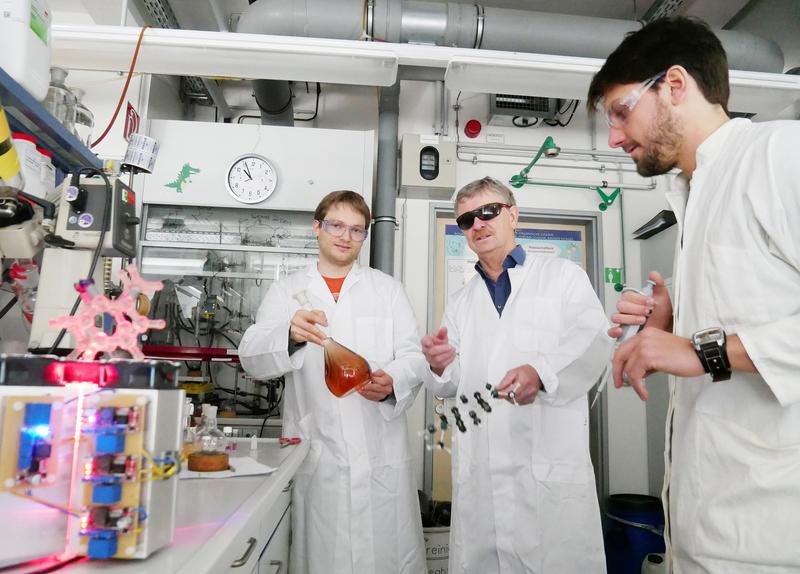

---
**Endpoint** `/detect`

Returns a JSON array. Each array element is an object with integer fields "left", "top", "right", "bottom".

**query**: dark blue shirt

[{"left": 475, "top": 245, "right": 526, "bottom": 317}]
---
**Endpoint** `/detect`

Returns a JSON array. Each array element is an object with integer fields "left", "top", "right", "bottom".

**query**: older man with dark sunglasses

[{"left": 421, "top": 176, "right": 614, "bottom": 573}]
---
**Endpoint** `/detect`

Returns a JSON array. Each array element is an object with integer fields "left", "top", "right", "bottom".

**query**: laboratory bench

[{"left": 10, "top": 438, "right": 308, "bottom": 574}]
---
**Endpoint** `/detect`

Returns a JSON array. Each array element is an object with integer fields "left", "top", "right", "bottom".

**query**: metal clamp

[
  {"left": 269, "top": 560, "right": 284, "bottom": 574},
  {"left": 282, "top": 479, "right": 294, "bottom": 493},
  {"left": 372, "top": 215, "right": 399, "bottom": 229},
  {"left": 474, "top": 4, "right": 485, "bottom": 49},
  {"left": 230, "top": 537, "right": 258, "bottom": 568}
]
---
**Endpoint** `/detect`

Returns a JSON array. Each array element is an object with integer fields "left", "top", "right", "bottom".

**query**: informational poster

[{"left": 443, "top": 224, "right": 586, "bottom": 299}]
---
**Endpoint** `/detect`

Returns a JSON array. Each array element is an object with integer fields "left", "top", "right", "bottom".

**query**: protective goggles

[
  {"left": 603, "top": 71, "right": 665, "bottom": 128},
  {"left": 455, "top": 202, "right": 512, "bottom": 230},
  {"left": 318, "top": 219, "right": 369, "bottom": 242}
]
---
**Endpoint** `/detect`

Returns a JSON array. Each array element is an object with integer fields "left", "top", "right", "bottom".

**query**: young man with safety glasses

[
  {"left": 589, "top": 17, "right": 800, "bottom": 573},
  {"left": 421, "top": 176, "right": 613, "bottom": 573},
  {"left": 239, "top": 190, "right": 427, "bottom": 574}
]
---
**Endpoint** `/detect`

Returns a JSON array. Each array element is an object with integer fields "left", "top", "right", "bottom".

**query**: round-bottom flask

[{"left": 322, "top": 338, "right": 372, "bottom": 398}]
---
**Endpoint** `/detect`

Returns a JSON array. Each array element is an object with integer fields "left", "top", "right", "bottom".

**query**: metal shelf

[
  {"left": 140, "top": 239, "right": 319, "bottom": 254},
  {"left": 0, "top": 67, "right": 101, "bottom": 173},
  {"left": 139, "top": 268, "right": 283, "bottom": 281}
]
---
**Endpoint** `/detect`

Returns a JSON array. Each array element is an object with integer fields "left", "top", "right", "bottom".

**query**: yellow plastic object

[
  {"left": 0, "top": 107, "right": 22, "bottom": 183},
  {"left": 180, "top": 381, "right": 214, "bottom": 396}
]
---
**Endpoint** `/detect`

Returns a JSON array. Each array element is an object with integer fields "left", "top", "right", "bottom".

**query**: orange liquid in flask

[{"left": 323, "top": 338, "right": 371, "bottom": 397}]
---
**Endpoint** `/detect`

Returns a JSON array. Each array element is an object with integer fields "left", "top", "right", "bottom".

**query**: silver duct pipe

[
  {"left": 371, "top": 83, "right": 400, "bottom": 274},
  {"left": 237, "top": 0, "right": 784, "bottom": 73}
]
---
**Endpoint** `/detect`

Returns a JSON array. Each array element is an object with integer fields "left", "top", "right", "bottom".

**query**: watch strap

[{"left": 695, "top": 340, "right": 731, "bottom": 382}]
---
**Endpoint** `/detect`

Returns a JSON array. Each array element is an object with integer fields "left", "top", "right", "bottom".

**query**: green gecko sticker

[{"left": 165, "top": 164, "right": 200, "bottom": 193}]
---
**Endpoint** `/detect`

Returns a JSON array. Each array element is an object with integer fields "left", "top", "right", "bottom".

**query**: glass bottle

[
  {"left": 43, "top": 67, "right": 76, "bottom": 133},
  {"left": 181, "top": 397, "right": 196, "bottom": 456},
  {"left": 188, "top": 405, "right": 229, "bottom": 471},
  {"left": 293, "top": 290, "right": 372, "bottom": 398},
  {"left": 71, "top": 88, "right": 94, "bottom": 147}
]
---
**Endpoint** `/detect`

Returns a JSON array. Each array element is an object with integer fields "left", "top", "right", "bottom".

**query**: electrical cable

[
  {"left": 9, "top": 488, "right": 82, "bottom": 516},
  {"left": 0, "top": 295, "right": 18, "bottom": 320},
  {"left": 295, "top": 83, "right": 321, "bottom": 122},
  {"left": 91, "top": 25, "right": 150, "bottom": 148},
  {"left": 238, "top": 83, "right": 322, "bottom": 124},
  {"left": 16, "top": 555, "right": 86, "bottom": 574},
  {"left": 47, "top": 169, "right": 113, "bottom": 354},
  {"left": 511, "top": 116, "right": 539, "bottom": 128},
  {"left": 454, "top": 91, "right": 462, "bottom": 143},
  {"left": 212, "top": 329, "right": 240, "bottom": 348},
  {"left": 258, "top": 379, "right": 284, "bottom": 437},
  {"left": 543, "top": 99, "right": 579, "bottom": 127}
]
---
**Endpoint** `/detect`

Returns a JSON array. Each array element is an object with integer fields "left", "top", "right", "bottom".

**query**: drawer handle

[
  {"left": 230, "top": 537, "right": 258, "bottom": 568},
  {"left": 282, "top": 479, "right": 294, "bottom": 493},
  {"left": 270, "top": 559, "right": 283, "bottom": 574}
]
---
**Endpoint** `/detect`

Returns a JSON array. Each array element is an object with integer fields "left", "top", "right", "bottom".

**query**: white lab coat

[
  {"left": 425, "top": 254, "right": 613, "bottom": 574},
  {"left": 663, "top": 118, "right": 800, "bottom": 573},
  {"left": 238, "top": 263, "right": 427, "bottom": 574}
]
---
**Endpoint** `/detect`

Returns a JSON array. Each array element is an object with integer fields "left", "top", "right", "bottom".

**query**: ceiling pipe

[{"left": 236, "top": 0, "right": 784, "bottom": 73}]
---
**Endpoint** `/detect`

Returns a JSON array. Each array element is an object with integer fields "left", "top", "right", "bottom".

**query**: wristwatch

[{"left": 691, "top": 327, "right": 732, "bottom": 382}]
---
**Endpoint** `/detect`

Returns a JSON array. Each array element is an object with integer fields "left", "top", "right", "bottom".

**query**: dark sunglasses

[{"left": 455, "top": 202, "right": 512, "bottom": 230}]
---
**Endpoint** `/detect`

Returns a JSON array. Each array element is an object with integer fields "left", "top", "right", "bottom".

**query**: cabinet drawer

[
  {"left": 217, "top": 480, "right": 292, "bottom": 573},
  {"left": 258, "top": 505, "right": 291, "bottom": 574}
]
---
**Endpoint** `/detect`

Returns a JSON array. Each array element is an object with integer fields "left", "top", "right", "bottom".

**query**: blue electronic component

[
  {"left": 17, "top": 432, "right": 34, "bottom": 470},
  {"left": 24, "top": 403, "right": 51, "bottom": 426},
  {"left": 95, "top": 433, "right": 125, "bottom": 454},
  {"left": 92, "top": 482, "right": 122, "bottom": 504},
  {"left": 97, "top": 408, "right": 115, "bottom": 426},
  {"left": 87, "top": 533, "right": 118, "bottom": 559},
  {"left": 32, "top": 442, "right": 52, "bottom": 459},
  {"left": 18, "top": 404, "right": 54, "bottom": 474}
]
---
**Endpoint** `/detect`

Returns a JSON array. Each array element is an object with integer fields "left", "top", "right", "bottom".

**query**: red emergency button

[{"left": 464, "top": 119, "right": 482, "bottom": 138}]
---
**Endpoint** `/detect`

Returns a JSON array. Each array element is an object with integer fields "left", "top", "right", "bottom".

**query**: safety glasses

[
  {"left": 318, "top": 219, "right": 369, "bottom": 242},
  {"left": 455, "top": 202, "right": 511, "bottom": 230},
  {"left": 603, "top": 71, "right": 665, "bottom": 128}
]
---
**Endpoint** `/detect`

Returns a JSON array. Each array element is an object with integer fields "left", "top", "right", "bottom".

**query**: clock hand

[{"left": 243, "top": 164, "right": 252, "bottom": 180}]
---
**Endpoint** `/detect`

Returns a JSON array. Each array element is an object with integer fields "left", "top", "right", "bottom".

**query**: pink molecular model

[{"left": 49, "top": 265, "right": 166, "bottom": 360}]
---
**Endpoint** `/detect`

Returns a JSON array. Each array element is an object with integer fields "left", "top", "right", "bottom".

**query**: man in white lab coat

[
  {"left": 588, "top": 17, "right": 800, "bottom": 573},
  {"left": 421, "top": 176, "right": 613, "bottom": 573},
  {"left": 238, "top": 190, "right": 427, "bottom": 574}
]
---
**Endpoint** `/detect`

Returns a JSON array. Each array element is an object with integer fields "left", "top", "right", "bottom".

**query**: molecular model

[{"left": 49, "top": 265, "right": 165, "bottom": 360}]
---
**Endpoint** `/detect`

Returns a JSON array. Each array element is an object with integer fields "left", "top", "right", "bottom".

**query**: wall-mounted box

[{"left": 401, "top": 134, "right": 456, "bottom": 199}]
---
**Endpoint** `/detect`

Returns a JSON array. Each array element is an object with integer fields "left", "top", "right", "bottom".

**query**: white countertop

[{"left": 9, "top": 438, "right": 308, "bottom": 574}]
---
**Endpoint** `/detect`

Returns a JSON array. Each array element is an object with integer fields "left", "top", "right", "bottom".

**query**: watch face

[
  {"left": 693, "top": 327, "right": 725, "bottom": 347},
  {"left": 226, "top": 154, "right": 278, "bottom": 204}
]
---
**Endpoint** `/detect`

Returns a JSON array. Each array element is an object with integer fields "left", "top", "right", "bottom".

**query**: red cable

[{"left": 90, "top": 25, "right": 150, "bottom": 149}]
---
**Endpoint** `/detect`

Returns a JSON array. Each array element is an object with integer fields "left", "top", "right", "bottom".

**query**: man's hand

[
  {"left": 289, "top": 309, "right": 328, "bottom": 346},
  {"left": 358, "top": 369, "right": 394, "bottom": 402},
  {"left": 612, "top": 327, "right": 705, "bottom": 401},
  {"left": 421, "top": 327, "right": 456, "bottom": 376},
  {"left": 495, "top": 364, "right": 542, "bottom": 406},
  {"left": 608, "top": 271, "right": 673, "bottom": 339}
]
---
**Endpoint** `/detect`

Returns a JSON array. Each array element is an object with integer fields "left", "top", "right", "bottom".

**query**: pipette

[{"left": 590, "top": 279, "right": 656, "bottom": 408}]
